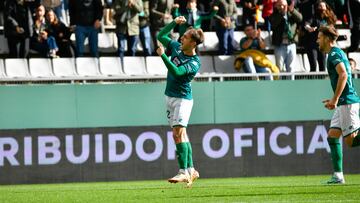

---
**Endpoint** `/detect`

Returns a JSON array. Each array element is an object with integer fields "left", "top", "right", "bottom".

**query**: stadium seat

[
  {"left": 99, "top": 57, "right": 124, "bottom": 76},
  {"left": 4, "top": 58, "right": 29, "bottom": 78},
  {"left": 98, "top": 33, "right": 117, "bottom": 53},
  {"left": 0, "top": 59, "right": 4, "bottom": 77},
  {"left": 52, "top": 58, "right": 76, "bottom": 77},
  {"left": 0, "top": 35, "right": 9, "bottom": 54},
  {"left": 201, "top": 32, "right": 218, "bottom": 52},
  {"left": 261, "top": 31, "right": 274, "bottom": 50},
  {"left": 214, "top": 55, "right": 237, "bottom": 73},
  {"left": 199, "top": 56, "right": 215, "bottom": 74},
  {"left": 29, "top": 58, "right": 53, "bottom": 77},
  {"left": 76, "top": 57, "right": 100, "bottom": 76},
  {"left": 337, "top": 29, "right": 351, "bottom": 49},
  {"left": 145, "top": 56, "right": 167, "bottom": 76},
  {"left": 266, "top": 54, "right": 276, "bottom": 65},
  {"left": 122, "top": 56, "right": 147, "bottom": 75},
  {"left": 348, "top": 52, "right": 360, "bottom": 70},
  {"left": 292, "top": 54, "right": 306, "bottom": 72},
  {"left": 233, "top": 31, "right": 245, "bottom": 50}
]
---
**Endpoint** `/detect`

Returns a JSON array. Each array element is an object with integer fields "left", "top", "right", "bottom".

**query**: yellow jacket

[{"left": 234, "top": 49, "right": 280, "bottom": 74}]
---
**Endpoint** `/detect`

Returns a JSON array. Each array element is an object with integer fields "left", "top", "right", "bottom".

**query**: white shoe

[
  {"left": 327, "top": 175, "right": 345, "bottom": 184},
  {"left": 186, "top": 170, "right": 200, "bottom": 188},
  {"left": 168, "top": 172, "right": 190, "bottom": 184}
]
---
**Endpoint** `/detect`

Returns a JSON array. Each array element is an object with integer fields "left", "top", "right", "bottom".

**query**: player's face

[
  {"left": 317, "top": 32, "right": 327, "bottom": 52},
  {"left": 180, "top": 31, "right": 195, "bottom": 51}
]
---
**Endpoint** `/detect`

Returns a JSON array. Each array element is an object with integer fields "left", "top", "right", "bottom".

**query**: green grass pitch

[{"left": 0, "top": 174, "right": 359, "bottom": 202}]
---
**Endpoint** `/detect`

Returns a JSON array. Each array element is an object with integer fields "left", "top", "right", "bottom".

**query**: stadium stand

[
  {"left": 199, "top": 32, "right": 219, "bottom": 52},
  {"left": 122, "top": 56, "right": 147, "bottom": 76},
  {"left": 198, "top": 56, "right": 215, "bottom": 74},
  {"left": 214, "top": 55, "right": 237, "bottom": 73},
  {"left": 29, "top": 58, "right": 53, "bottom": 78},
  {"left": 0, "top": 59, "right": 5, "bottom": 78},
  {"left": 76, "top": 57, "right": 100, "bottom": 77},
  {"left": 0, "top": 58, "right": 4, "bottom": 77},
  {"left": 0, "top": 34, "right": 8, "bottom": 55},
  {"left": 99, "top": 57, "right": 124, "bottom": 76},
  {"left": 4, "top": 58, "right": 29, "bottom": 78},
  {"left": 98, "top": 33, "right": 117, "bottom": 53},
  {"left": 52, "top": 58, "right": 76, "bottom": 77},
  {"left": 145, "top": 56, "right": 167, "bottom": 76}
]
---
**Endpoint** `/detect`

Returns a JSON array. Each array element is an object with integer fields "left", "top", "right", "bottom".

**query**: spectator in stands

[
  {"left": 347, "top": 0, "right": 360, "bottom": 53},
  {"left": 150, "top": 0, "right": 176, "bottom": 48},
  {"left": 30, "top": 4, "right": 59, "bottom": 58},
  {"left": 302, "top": 0, "right": 336, "bottom": 72},
  {"left": 172, "top": 0, "right": 218, "bottom": 38},
  {"left": 113, "top": 0, "right": 142, "bottom": 58},
  {"left": 46, "top": 9, "right": 74, "bottom": 57},
  {"left": 196, "top": 0, "right": 213, "bottom": 31},
  {"left": 139, "top": 0, "right": 153, "bottom": 56},
  {"left": 324, "top": 0, "right": 344, "bottom": 21},
  {"left": 41, "top": 0, "right": 62, "bottom": 19},
  {"left": 238, "top": 24, "right": 274, "bottom": 79},
  {"left": 69, "top": 0, "right": 103, "bottom": 57},
  {"left": 349, "top": 58, "right": 357, "bottom": 72},
  {"left": 211, "top": 0, "right": 238, "bottom": 55},
  {"left": 4, "top": 0, "right": 34, "bottom": 58},
  {"left": 241, "top": 0, "right": 256, "bottom": 26},
  {"left": 260, "top": 0, "right": 274, "bottom": 33},
  {"left": 270, "top": 0, "right": 302, "bottom": 72},
  {"left": 297, "top": 0, "right": 316, "bottom": 47}
]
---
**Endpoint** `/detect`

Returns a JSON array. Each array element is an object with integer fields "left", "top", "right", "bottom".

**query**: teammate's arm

[{"left": 324, "top": 62, "right": 348, "bottom": 109}]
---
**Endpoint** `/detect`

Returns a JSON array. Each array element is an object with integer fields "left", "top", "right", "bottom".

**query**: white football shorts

[
  {"left": 330, "top": 103, "right": 360, "bottom": 137},
  {"left": 165, "top": 96, "right": 193, "bottom": 128}
]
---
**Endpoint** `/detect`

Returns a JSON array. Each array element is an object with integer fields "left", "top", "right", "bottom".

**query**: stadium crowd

[{"left": 1, "top": 0, "right": 360, "bottom": 73}]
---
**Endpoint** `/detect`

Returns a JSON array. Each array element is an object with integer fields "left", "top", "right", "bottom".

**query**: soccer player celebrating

[
  {"left": 156, "top": 16, "right": 204, "bottom": 187},
  {"left": 317, "top": 25, "right": 360, "bottom": 184}
]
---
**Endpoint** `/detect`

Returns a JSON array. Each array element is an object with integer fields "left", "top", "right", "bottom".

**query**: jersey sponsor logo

[{"left": 172, "top": 57, "right": 181, "bottom": 66}]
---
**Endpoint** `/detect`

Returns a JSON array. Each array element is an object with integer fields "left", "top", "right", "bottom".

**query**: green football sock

[
  {"left": 352, "top": 133, "right": 360, "bottom": 147},
  {"left": 187, "top": 142, "right": 194, "bottom": 168},
  {"left": 327, "top": 137, "right": 343, "bottom": 172},
  {"left": 176, "top": 143, "right": 188, "bottom": 169}
]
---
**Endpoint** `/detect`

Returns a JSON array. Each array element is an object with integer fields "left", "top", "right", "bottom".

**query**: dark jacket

[
  {"left": 4, "top": 0, "right": 33, "bottom": 38},
  {"left": 269, "top": 8, "right": 303, "bottom": 46},
  {"left": 69, "top": 0, "right": 103, "bottom": 26}
]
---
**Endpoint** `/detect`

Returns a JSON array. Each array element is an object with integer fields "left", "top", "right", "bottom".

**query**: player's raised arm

[
  {"left": 157, "top": 16, "right": 186, "bottom": 47},
  {"left": 156, "top": 44, "right": 188, "bottom": 77}
]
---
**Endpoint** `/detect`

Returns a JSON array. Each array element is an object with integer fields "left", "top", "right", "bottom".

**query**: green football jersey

[
  {"left": 327, "top": 47, "right": 360, "bottom": 105},
  {"left": 165, "top": 40, "right": 201, "bottom": 100}
]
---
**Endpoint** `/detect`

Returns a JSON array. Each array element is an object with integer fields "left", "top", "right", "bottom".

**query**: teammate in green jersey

[
  {"left": 317, "top": 25, "right": 360, "bottom": 184},
  {"left": 156, "top": 16, "right": 204, "bottom": 187}
]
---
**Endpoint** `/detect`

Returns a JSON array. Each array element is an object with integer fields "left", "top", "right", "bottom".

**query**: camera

[{"left": 337, "top": 35, "right": 347, "bottom": 41}]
